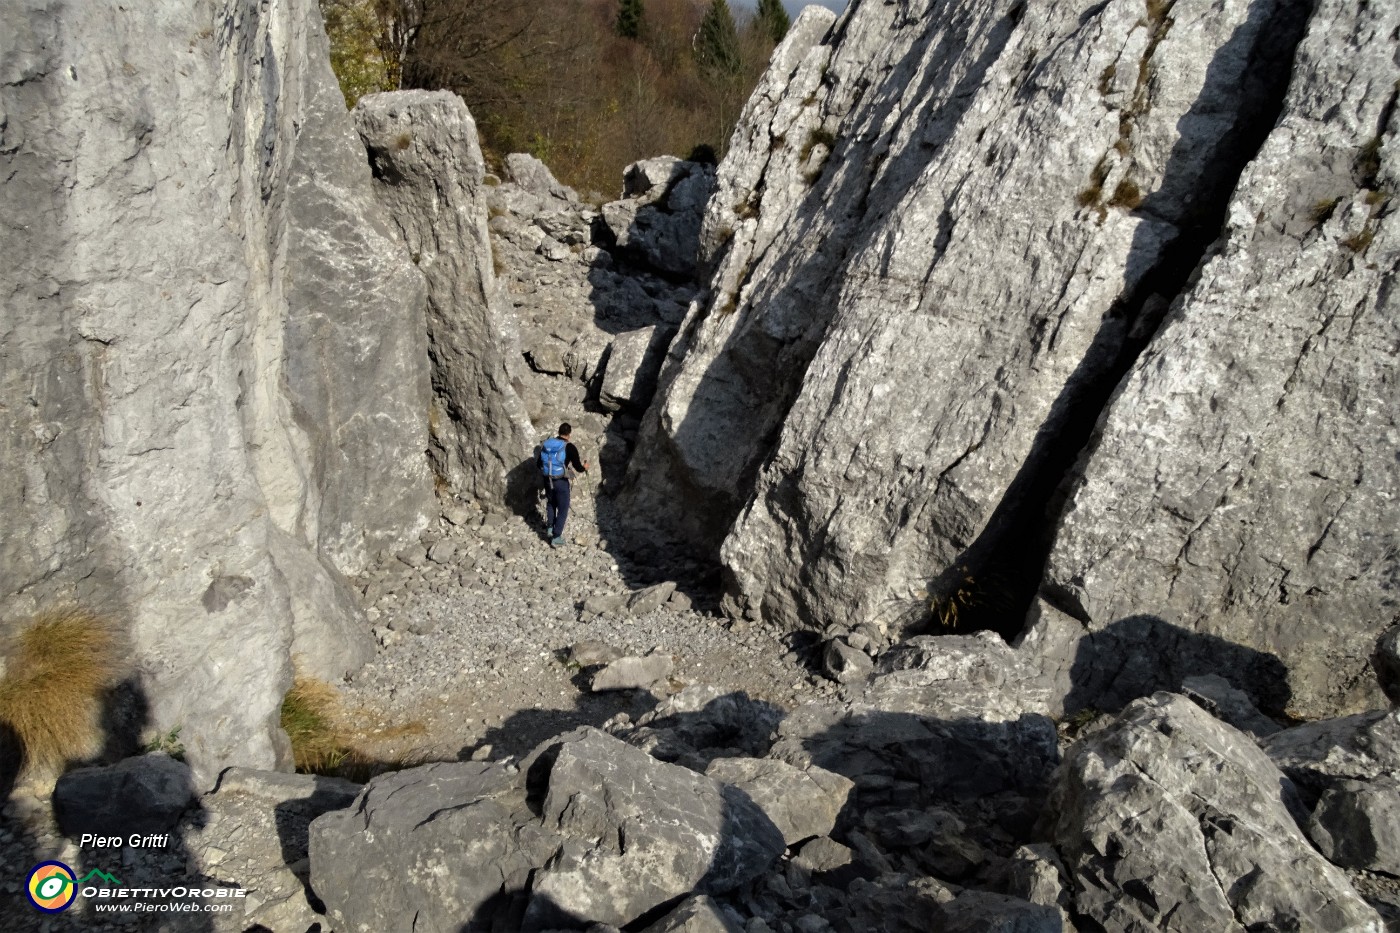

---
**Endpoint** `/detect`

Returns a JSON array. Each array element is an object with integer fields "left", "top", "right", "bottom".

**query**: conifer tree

[
  {"left": 616, "top": 0, "right": 644, "bottom": 39},
  {"left": 696, "top": 0, "right": 741, "bottom": 75},
  {"left": 754, "top": 0, "right": 790, "bottom": 44}
]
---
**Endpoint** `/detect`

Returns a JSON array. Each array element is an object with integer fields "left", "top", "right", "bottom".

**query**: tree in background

[
  {"left": 616, "top": 0, "right": 645, "bottom": 39},
  {"left": 695, "top": 0, "right": 741, "bottom": 76},
  {"left": 319, "top": 0, "right": 394, "bottom": 105},
  {"left": 322, "top": 0, "right": 783, "bottom": 195},
  {"left": 753, "top": 0, "right": 790, "bottom": 44}
]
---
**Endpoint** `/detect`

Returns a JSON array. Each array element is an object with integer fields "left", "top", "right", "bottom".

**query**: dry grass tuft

[
  {"left": 0, "top": 607, "right": 123, "bottom": 775},
  {"left": 1108, "top": 179, "right": 1144, "bottom": 210},
  {"left": 931, "top": 568, "right": 981, "bottom": 630},
  {"left": 281, "top": 674, "right": 429, "bottom": 781}
]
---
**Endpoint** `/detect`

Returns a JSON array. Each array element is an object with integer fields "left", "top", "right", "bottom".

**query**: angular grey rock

[
  {"left": 1261, "top": 709, "right": 1400, "bottom": 802},
  {"left": 792, "top": 836, "right": 853, "bottom": 874},
  {"left": 569, "top": 640, "right": 625, "bottom": 667},
  {"left": 640, "top": 895, "right": 745, "bottom": 933},
  {"left": 270, "top": 526, "right": 374, "bottom": 683},
  {"left": 714, "top": 0, "right": 1320, "bottom": 641},
  {"left": 870, "top": 631, "right": 1060, "bottom": 719},
  {"left": 581, "top": 592, "right": 629, "bottom": 619},
  {"left": 1307, "top": 776, "right": 1400, "bottom": 876},
  {"left": 603, "top": 159, "right": 715, "bottom": 278},
  {"left": 505, "top": 152, "right": 578, "bottom": 202},
  {"left": 822, "top": 639, "right": 874, "bottom": 685},
  {"left": 1045, "top": 0, "right": 1400, "bottom": 719},
  {"left": 621, "top": 0, "right": 1392, "bottom": 727},
  {"left": 1047, "top": 693, "right": 1381, "bottom": 932},
  {"left": 1004, "top": 844, "right": 1073, "bottom": 928},
  {"left": 427, "top": 538, "right": 458, "bottom": 565},
  {"left": 624, "top": 0, "right": 1311, "bottom": 641},
  {"left": 627, "top": 581, "right": 678, "bottom": 616},
  {"left": 704, "top": 758, "right": 854, "bottom": 845},
  {"left": 186, "top": 767, "right": 361, "bottom": 933},
  {"left": 355, "top": 91, "right": 535, "bottom": 506},
  {"left": 591, "top": 651, "right": 674, "bottom": 691},
  {"left": 213, "top": 766, "right": 361, "bottom": 808},
  {"left": 937, "top": 892, "right": 1061, "bottom": 933},
  {"left": 614, "top": 7, "right": 835, "bottom": 553},
  {"left": 525, "top": 729, "right": 785, "bottom": 929},
  {"left": 0, "top": 0, "right": 431, "bottom": 782},
  {"left": 1181, "top": 674, "right": 1281, "bottom": 738},
  {"left": 310, "top": 761, "right": 546, "bottom": 933},
  {"left": 625, "top": 156, "right": 688, "bottom": 199},
  {"left": 53, "top": 754, "right": 195, "bottom": 839},
  {"left": 1375, "top": 625, "right": 1400, "bottom": 705},
  {"left": 600, "top": 326, "right": 678, "bottom": 413}
]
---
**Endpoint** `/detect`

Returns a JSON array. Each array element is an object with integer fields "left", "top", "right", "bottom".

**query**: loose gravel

[{"left": 340, "top": 482, "right": 832, "bottom": 766}]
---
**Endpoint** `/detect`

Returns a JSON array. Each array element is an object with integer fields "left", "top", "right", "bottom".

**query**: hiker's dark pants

[{"left": 545, "top": 477, "right": 571, "bottom": 538}]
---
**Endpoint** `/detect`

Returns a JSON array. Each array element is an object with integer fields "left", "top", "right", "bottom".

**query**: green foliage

[
  {"left": 754, "top": 0, "right": 790, "bottom": 44},
  {"left": 616, "top": 0, "right": 645, "bottom": 39},
  {"left": 394, "top": 0, "right": 777, "bottom": 194},
  {"left": 319, "top": 0, "right": 394, "bottom": 107},
  {"left": 696, "top": 0, "right": 742, "bottom": 76},
  {"left": 144, "top": 727, "right": 185, "bottom": 762}
]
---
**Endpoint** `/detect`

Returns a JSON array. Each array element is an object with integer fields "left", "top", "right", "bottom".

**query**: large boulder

[
  {"left": 53, "top": 754, "right": 196, "bottom": 839},
  {"left": 624, "top": 0, "right": 1313, "bottom": 630},
  {"left": 1260, "top": 709, "right": 1400, "bottom": 803},
  {"left": 0, "top": 0, "right": 433, "bottom": 781},
  {"left": 601, "top": 157, "right": 715, "bottom": 278},
  {"left": 310, "top": 761, "right": 543, "bottom": 932},
  {"left": 1306, "top": 776, "right": 1400, "bottom": 876},
  {"left": 1044, "top": 0, "right": 1400, "bottom": 719},
  {"left": 309, "top": 728, "right": 785, "bottom": 932},
  {"left": 599, "top": 325, "right": 677, "bottom": 413},
  {"left": 525, "top": 729, "right": 784, "bottom": 929},
  {"left": 354, "top": 91, "right": 535, "bottom": 506},
  {"left": 613, "top": 6, "right": 835, "bottom": 554},
  {"left": 619, "top": 0, "right": 1395, "bottom": 725},
  {"left": 1046, "top": 693, "right": 1382, "bottom": 932}
]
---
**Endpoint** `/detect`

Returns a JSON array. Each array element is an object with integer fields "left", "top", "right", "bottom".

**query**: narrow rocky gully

[{"left": 329, "top": 148, "right": 842, "bottom": 769}]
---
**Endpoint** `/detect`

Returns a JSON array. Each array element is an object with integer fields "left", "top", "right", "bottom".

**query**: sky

[
  {"left": 734, "top": 0, "right": 850, "bottom": 16},
  {"left": 785, "top": 0, "right": 848, "bottom": 11}
]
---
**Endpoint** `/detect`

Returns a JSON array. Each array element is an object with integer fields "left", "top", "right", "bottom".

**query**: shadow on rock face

[{"left": 1065, "top": 614, "right": 1292, "bottom": 718}]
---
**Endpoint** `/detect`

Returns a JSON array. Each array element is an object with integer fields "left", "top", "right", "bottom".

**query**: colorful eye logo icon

[{"left": 27, "top": 861, "right": 78, "bottom": 913}]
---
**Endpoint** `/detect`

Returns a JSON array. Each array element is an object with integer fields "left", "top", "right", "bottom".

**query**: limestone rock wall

[
  {"left": 0, "top": 0, "right": 434, "bottom": 782},
  {"left": 1044, "top": 0, "right": 1400, "bottom": 718},
  {"left": 623, "top": 0, "right": 1394, "bottom": 716},
  {"left": 353, "top": 91, "right": 536, "bottom": 507}
]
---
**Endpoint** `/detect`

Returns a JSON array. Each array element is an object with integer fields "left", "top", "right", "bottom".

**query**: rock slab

[{"left": 1047, "top": 693, "right": 1381, "bottom": 932}]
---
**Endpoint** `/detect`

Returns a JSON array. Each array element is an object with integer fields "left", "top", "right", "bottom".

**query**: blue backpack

[{"left": 539, "top": 438, "right": 567, "bottom": 479}]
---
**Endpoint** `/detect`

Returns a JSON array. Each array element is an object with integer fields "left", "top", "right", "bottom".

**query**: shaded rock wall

[
  {"left": 0, "top": 0, "right": 434, "bottom": 781},
  {"left": 622, "top": 0, "right": 1395, "bottom": 716}
]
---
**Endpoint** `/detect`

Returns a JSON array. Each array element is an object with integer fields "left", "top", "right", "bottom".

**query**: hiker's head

[{"left": 558, "top": 422, "right": 572, "bottom": 439}]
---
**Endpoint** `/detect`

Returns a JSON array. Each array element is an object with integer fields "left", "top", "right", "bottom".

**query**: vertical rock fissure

[{"left": 924, "top": 0, "right": 1317, "bottom": 642}]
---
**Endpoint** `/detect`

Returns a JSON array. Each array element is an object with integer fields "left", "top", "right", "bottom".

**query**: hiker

[{"left": 538, "top": 423, "right": 589, "bottom": 547}]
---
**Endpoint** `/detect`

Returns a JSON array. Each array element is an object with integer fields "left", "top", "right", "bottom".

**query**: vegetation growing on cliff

[
  {"left": 320, "top": 0, "right": 784, "bottom": 195},
  {"left": 0, "top": 607, "right": 122, "bottom": 776}
]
